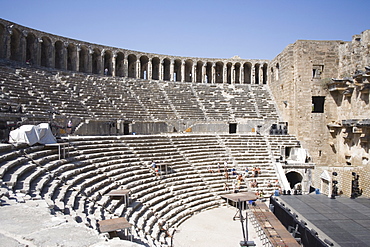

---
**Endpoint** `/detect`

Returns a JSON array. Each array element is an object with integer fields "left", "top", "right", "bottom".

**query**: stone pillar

[
  {"left": 87, "top": 47, "right": 93, "bottom": 73},
  {"left": 170, "top": 60, "right": 174, "bottom": 81},
  {"left": 112, "top": 53, "right": 117, "bottom": 77},
  {"left": 123, "top": 56, "right": 128, "bottom": 77},
  {"left": 180, "top": 60, "right": 185, "bottom": 82},
  {"left": 20, "top": 30, "right": 27, "bottom": 63},
  {"left": 160, "top": 60, "right": 164, "bottom": 81},
  {"left": 240, "top": 66, "right": 244, "bottom": 84},
  {"left": 192, "top": 64, "right": 196, "bottom": 83},
  {"left": 62, "top": 42, "right": 69, "bottom": 70},
  {"left": 148, "top": 60, "right": 152, "bottom": 80},
  {"left": 136, "top": 60, "right": 140, "bottom": 79},
  {"left": 76, "top": 45, "right": 81, "bottom": 72},
  {"left": 223, "top": 65, "right": 227, "bottom": 84},
  {"left": 232, "top": 65, "right": 235, "bottom": 84},
  {"left": 4, "top": 25, "right": 13, "bottom": 60},
  {"left": 212, "top": 63, "right": 216, "bottom": 84},
  {"left": 203, "top": 63, "right": 207, "bottom": 83},
  {"left": 252, "top": 63, "right": 255, "bottom": 84}
]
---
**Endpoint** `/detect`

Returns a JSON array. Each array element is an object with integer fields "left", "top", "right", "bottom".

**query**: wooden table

[
  {"left": 106, "top": 189, "right": 130, "bottom": 205},
  {"left": 45, "top": 142, "right": 69, "bottom": 159},
  {"left": 98, "top": 217, "right": 132, "bottom": 240}
]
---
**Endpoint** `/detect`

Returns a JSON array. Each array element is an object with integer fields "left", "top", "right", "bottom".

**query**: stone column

[
  {"left": 112, "top": 53, "right": 117, "bottom": 77},
  {"left": 87, "top": 47, "right": 93, "bottom": 73},
  {"left": 252, "top": 63, "right": 255, "bottom": 84},
  {"left": 148, "top": 60, "right": 152, "bottom": 80},
  {"left": 96, "top": 50, "right": 103, "bottom": 75},
  {"left": 76, "top": 45, "right": 81, "bottom": 72},
  {"left": 160, "top": 60, "right": 164, "bottom": 81},
  {"left": 232, "top": 65, "right": 235, "bottom": 84},
  {"left": 136, "top": 60, "right": 140, "bottom": 79},
  {"left": 192, "top": 64, "right": 196, "bottom": 83},
  {"left": 223, "top": 65, "right": 227, "bottom": 84},
  {"left": 4, "top": 25, "right": 13, "bottom": 60},
  {"left": 20, "top": 30, "right": 27, "bottom": 63},
  {"left": 212, "top": 63, "right": 216, "bottom": 84},
  {"left": 123, "top": 56, "right": 128, "bottom": 77},
  {"left": 170, "top": 60, "right": 174, "bottom": 81},
  {"left": 181, "top": 60, "right": 185, "bottom": 82},
  {"left": 62, "top": 42, "right": 69, "bottom": 70},
  {"left": 203, "top": 63, "right": 207, "bottom": 83},
  {"left": 240, "top": 66, "right": 244, "bottom": 84}
]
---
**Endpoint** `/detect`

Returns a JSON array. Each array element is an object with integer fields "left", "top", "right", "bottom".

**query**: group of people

[
  {"left": 252, "top": 166, "right": 261, "bottom": 177},
  {"left": 207, "top": 161, "right": 230, "bottom": 174},
  {"left": 150, "top": 160, "right": 161, "bottom": 177}
]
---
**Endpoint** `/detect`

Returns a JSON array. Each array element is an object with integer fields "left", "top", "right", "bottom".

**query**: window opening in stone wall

[
  {"left": 312, "top": 65, "right": 324, "bottom": 79},
  {"left": 312, "top": 96, "right": 325, "bottom": 113},
  {"left": 276, "top": 63, "right": 280, "bottom": 81}
]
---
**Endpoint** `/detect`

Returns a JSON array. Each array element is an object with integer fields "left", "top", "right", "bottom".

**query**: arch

[
  {"left": 103, "top": 50, "right": 113, "bottom": 76},
  {"left": 215, "top": 61, "right": 223, "bottom": 83},
  {"left": 0, "top": 23, "right": 5, "bottom": 58},
  {"left": 151, "top": 57, "right": 160, "bottom": 80},
  {"left": 226, "top": 62, "right": 232, "bottom": 84},
  {"left": 67, "top": 43, "right": 77, "bottom": 71},
  {"left": 115, "top": 52, "right": 125, "bottom": 77},
  {"left": 184, "top": 59, "right": 193, "bottom": 82},
  {"left": 40, "top": 36, "right": 52, "bottom": 67},
  {"left": 91, "top": 48, "right": 101, "bottom": 75},
  {"left": 54, "top": 41, "right": 64, "bottom": 69},
  {"left": 262, "top": 63, "right": 268, "bottom": 84},
  {"left": 25, "top": 32, "right": 37, "bottom": 65},
  {"left": 78, "top": 45, "right": 88, "bottom": 73},
  {"left": 173, "top": 59, "right": 182, "bottom": 82},
  {"left": 163, "top": 58, "right": 171, "bottom": 81},
  {"left": 140, "top": 55, "right": 149, "bottom": 79},
  {"left": 254, "top": 63, "right": 260, "bottom": 84},
  {"left": 243, "top": 62, "right": 252, "bottom": 84},
  {"left": 127, "top": 54, "right": 137, "bottom": 78},
  {"left": 286, "top": 171, "right": 303, "bottom": 189},
  {"left": 10, "top": 28, "right": 22, "bottom": 62},
  {"left": 205, "top": 62, "right": 213, "bottom": 83},
  {"left": 196, "top": 61, "right": 203, "bottom": 83},
  {"left": 234, "top": 63, "right": 241, "bottom": 84}
]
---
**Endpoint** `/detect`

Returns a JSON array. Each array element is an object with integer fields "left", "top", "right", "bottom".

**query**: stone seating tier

[
  {"left": 0, "top": 63, "right": 281, "bottom": 124},
  {"left": 0, "top": 133, "right": 302, "bottom": 246}
]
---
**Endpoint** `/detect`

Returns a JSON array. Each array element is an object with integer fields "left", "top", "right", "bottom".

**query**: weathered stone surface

[{"left": 0, "top": 199, "right": 141, "bottom": 247}]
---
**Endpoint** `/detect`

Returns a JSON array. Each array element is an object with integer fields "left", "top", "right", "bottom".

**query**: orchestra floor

[{"left": 173, "top": 206, "right": 263, "bottom": 247}]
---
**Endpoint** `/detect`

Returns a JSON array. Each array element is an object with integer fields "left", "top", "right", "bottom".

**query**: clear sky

[{"left": 1, "top": 0, "right": 369, "bottom": 60}]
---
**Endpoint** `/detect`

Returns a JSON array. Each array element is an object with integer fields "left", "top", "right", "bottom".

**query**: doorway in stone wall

[
  {"left": 286, "top": 171, "right": 302, "bottom": 189},
  {"left": 229, "top": 123, "right": 237, "bottom": 134},
  {"left": 124, "top": 123, "right": 130, "bottom": 135}
]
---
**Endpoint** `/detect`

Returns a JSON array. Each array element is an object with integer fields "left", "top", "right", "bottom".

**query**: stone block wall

[{"left": 269, "top": 34, "right": 370, "bottom": 197}]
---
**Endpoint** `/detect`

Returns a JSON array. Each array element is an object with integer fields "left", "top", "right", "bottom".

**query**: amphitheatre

[{"left": 0, "top": 17, "right": 370, "bottom": 247}]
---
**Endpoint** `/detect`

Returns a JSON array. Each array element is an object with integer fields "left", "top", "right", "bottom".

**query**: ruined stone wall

[
  {"left": 270, "top": 40, "right": 341, "bottom": 163},
  {"left": 269, "top": 40, "right": 341, "bottom": 194},
  {"left": 270, "top": 34, "right": 370, "bottom": 197},
  {"left": 338, "top": 30, "right": 370, "bottom": 76}
]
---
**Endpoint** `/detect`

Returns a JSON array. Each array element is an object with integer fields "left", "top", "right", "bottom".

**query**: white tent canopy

[{"left": 9, "top": 123, "right": 57, "bottom": 145}]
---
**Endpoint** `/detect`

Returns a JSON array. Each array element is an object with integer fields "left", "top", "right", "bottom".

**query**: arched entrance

[{"left": 285, "top": 171, "right": 303, "bottom": 189}]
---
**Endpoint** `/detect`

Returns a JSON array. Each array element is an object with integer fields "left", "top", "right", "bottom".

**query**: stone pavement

[
  {"left": 172, "top": 206, "right": 263, "bottom": 247},
  {"left": 0, "top": 198, "right": 141, "bottom": 247}
]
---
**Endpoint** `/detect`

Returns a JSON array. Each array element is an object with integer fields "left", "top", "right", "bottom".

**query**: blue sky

[{"left": 1, "top": 0, "right": 369, "bottom": 60}]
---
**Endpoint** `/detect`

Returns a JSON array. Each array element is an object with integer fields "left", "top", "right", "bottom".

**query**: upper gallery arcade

[{"left": 0, "top": 18, "right": 269, "bottom": 84}]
